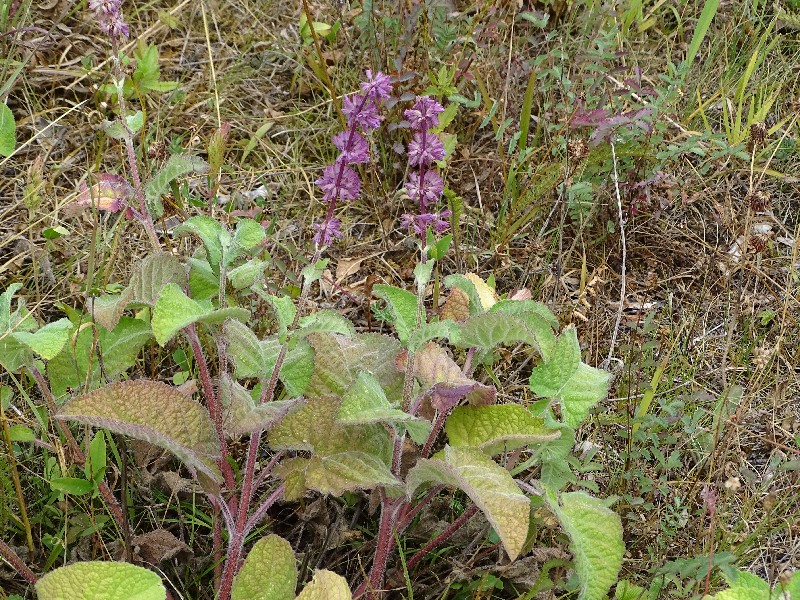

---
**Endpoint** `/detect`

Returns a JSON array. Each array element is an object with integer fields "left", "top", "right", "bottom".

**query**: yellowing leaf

[
  {"left": 232, "top": 535, "right": 296, "bottom": 600},
  {"left": 465, "top": 273, "right": 499, "bottom": 310},
  {"left": 35, "top": 561, "right": 166, "bottom": 600}
]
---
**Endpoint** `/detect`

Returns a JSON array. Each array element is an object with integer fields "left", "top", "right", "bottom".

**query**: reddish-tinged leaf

[{"left": 67, "top": 174, "right": 133, "bottom": 216}]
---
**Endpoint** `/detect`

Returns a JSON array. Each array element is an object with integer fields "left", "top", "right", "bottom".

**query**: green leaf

[
  {"left": 35, "top": 561, "right": 166, "bottom": 600},
  {"left": 557, "top": 363, "right": 611, "bottom": 428},
  {"left": 49, "top": 477, "right": 95, "bottom": 496},
  {"left": 445, "top": 404, "right": 561, "bottom": 455},
  {"left": 126, "top": 111, "right": 144, "bottom": 134},
  {"left": 232, "top": 218, "right": 266, "bottom": 252},
  {"left": 145, "top": 154, "right": 209, "bottom": 219},
  {"left": 547, "top": 491, "right": 623, "bottom": 600},
  {"left": 86, "top": 430, "right": 107, "bottom": 483},
  {"left": 57, "top": 380, "right": 222, "bottom": 483},
  {"left": 151, "top": 283, "right": 208, "bottom": 346},
  {"left": 189, "top": 256, "right": 220, "bottom": 300},
  {"left": 275, "top": 451, "right": 401, "bottom": 498},
  {"left": 223, "top": 319, "right": 280, "bottom": 379},
  {"left": 305, "top": 333, "right": 404, "bottom": 403},
  {"left": 406, "top": 445, "right": 529, "bottom": 560},
  {"left": 372, "top": 284, "right": 419, "bottom": 342},
  {"left": 457, "top": 313, "right": 550, "bottom": 354},
  {"left": 8, "top": 425, "right": 35, "bottom": 442},
  {"left": 295, "top": 570, "right": 352, "bottom": 600},
  {"left": 220, "top": 375, "right": 299, "bottom": 435},
  {"left": 257, "top": 293, "right": 296, "bottom": 342},
  {"left": 684, "top": 0, "right": 720, "bottom": 71},
  {"left": 11, "top": 317, "right": 72, "bottom": 360},
  {"left": 337, "top": 371, "right": 417, "bottom": 425},
  {"left": 269, "top": 396, "right": 392, "bottom": 461},
  {"left": 406, "top": 320, "right": 460, "bottom": 350},
  {"left": 703, "top": 569, "right": 771, "bottom": 599},
  {"left": 231, "top": 534, "right": 296, "bottom": 600},
  {"left": 0, "top": 102, "right": 17, "bottom": 157},
  {"left": 297, "top": 310, "right": 356, "bottom": 338},
  {"left": 280, "top": 339, "right": 314, "bottom": 397},
  {"left": 173, "top": 215, "right": 225, "bottom": 271},
  {"left": 528, "top": 326, "right": 581, "bottom": 397},
  {"left": 47, "top": 316, "right": 152, "bottom": 396},
  {"left": 228, "top": 258, "right": 267, "bottom": 290}
]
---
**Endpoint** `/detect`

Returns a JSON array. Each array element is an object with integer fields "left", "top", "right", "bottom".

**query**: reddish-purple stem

[
  {"left": 0, "top": 537, "right": 37, "bottom": 585},
  {"left": 404, "top": 504, "right": 479, "bottom": 572}
]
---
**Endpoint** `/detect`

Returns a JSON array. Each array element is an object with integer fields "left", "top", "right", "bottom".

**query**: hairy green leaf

[
  {"left": 445, "top": 404, "right": 561, "bottom": 455},
  {"left": 406, "top": 320, "right": 460, "bottom": 350},
  {"left": 151, "top": 284, "right": 208, "bottom": 345},
  {"left": 228, "top": 258, "right": 267, "bottom": 290},
  {"left": 547, "top": 491, "right": 623, "bottom": 600},
  {"left": 57, "top": 380, "right": 222, "bottom": 483},
  {"left": 0, "top": 102, "right": 16, "bottom": 157},
  {"left": 173, "top": 216, "right": 225, "bottom": 271},
  {"left": 11, "top": 317, "right": 71, "bottom": 360},
  {"left": 231, "top": 534, "right": 296, "bottom": 600},
  {"left": 372, "top": 284, "right": 419, "bottom": 342},
  {"left": 232, "top": 218, "right": 266, "bottom": 252},
  {"left": 528, "top": 326, "right": 581, "bottom": 397},
  {"left": 35, "top": 561, "right": 166, "bottom": 600},
  {"left": 337, "top": 371, "right": 417, "bottom": 425},
  {"left": 295, "top": 570, "right": 352, "bottom": 600},
  {"left": 557, "top": 363, "right": 611, "bottom": 428},
  {"left": 220, "top": 375, "right": 298, "bottom": 435},
  {"left": 297, "top": 310, "right": 356, "bottom": 338},
  {"left": 406, "top": 445, "right": 529, "bottom": 560},
  {"left": 145, "top": 154, "right": 209, "bottom": 219}
]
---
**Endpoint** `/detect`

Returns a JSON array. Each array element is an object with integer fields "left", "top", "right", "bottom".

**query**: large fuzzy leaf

[
  {"left": 408, "top": 342, "right": 495, "bottom": 409},
  {"left": 406, "top": 445, "right": 529, "bottom": 560},
  {"left": 295, "top": 570, "right": 352, "bottom": 600},
  {"left": 219, "top": 375, "right": 299, "bottom": 435},
  {"left": 529, "top": 327, "right": 609, "bottom": 427},
  {"left": 304, "top": 333, "right": 403, "bottom": 402},
  {"left": 547, "top": 491, "right": 624, "bottom": 600},
  {"left": 11, "top": 317, "right": 72, "bottom": 360},
  {"left": 457, "top": 312, "right": 554, "bottom": 358},
  {"left": 35, "top": 561, "right": 166, "bottom": 600},
  {"left": 47, "top": 316, "right": 152, "bottom": 396},
  {"left": 337, "top": 371, "right": 417, "bottom": 425},
  {"left": 231, "top": 535, "right": 296, "bottom": 600},
  {"left": 274, "top": 451, "right": 401, "bottom": 500},
  {"left": 173, "top": 215, "right": 226, "bottom": 271},
  {"left": 372, "top": 284, "right": 419, "bottom": 342},
  {"left": 445, "top": 404, "right": 561, "bottom": 455},
  {"left": 57, "top": 380, "right": 222, "bottom": 483}
]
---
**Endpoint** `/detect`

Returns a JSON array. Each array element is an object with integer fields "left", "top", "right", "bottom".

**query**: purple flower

[
  {"left": 405, "top": 170, "right": 444, "bottom": 211},
  {"left": 343, "top": 95, "right": 382, "bottom": 130},
  {"left": 315, "top": 161, "right": 361, "bottom": 202},
  {"left": 313, "top": 218, "right": 343, "bottom": 246},
  {"left": 89, "top": 0, "right": 129, "bottom": 39},
  {"left": 361, "top": 70, "right": 393, "bottom": 101},
  {"left": 401, "top": 210, "right": 451, "bottom": 234},
  {"left": 404, "top": 96, "right": 444, "bottom": 131},
  {"left": 407, "top": 131, "right": 446, "bottom": 166},
  {"left": 333, "top": 131, "right": 370, "bottom": 164}
]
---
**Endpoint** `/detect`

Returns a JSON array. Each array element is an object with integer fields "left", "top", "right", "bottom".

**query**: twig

[{"left": 604, "top": 141, "right": 627, "bottom": 369}]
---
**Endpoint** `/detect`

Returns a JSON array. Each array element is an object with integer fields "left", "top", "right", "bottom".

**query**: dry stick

[
  {"left": 0, "top": 397, "right": 34, "bottom": 552},
  {"left": 604, "top": 141, "right": 627, "bottom": 369},
  {"left": 0, "top": 537, "right": 37, "bottom": 586}
]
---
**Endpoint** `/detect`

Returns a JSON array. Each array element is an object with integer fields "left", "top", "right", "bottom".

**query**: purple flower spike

[
  {"left": 401, "top": 210, "right": 450, "bottom": 235},
  {"left": 343, "top": 95, "right": 383, "bottom": 130},
  {"left": 405, "top": 96, "right": 444, "bottom": 131},
  {"left": 315, "top": 161, "right": 361, "bottom": 203},
  {"left": 313, "top": 218, "right": 343, "bottom": 246},
  {"left": 89, "top": 0, "right": 129, "bottom": 40},
  {"left": 361, "top": 70, "right": 393, "bottom": 101},
  {"left": 333, "top": 131, "right": 370, "bottom": 164},
  {"left": 405, "top": 170, "right": 444, "bottom": 211},
  {"left": 408, "top": 132, "right": 446, "bottom": 167}
]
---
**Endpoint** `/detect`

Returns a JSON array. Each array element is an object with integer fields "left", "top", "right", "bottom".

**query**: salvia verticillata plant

[{"left": 0, "top": 17, "right": 627, "bottom": 600}]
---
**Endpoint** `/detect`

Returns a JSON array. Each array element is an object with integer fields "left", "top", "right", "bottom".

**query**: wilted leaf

[
  {"left": 445, "top": 404, "right": 561, "bottom": 455},
  {"left": 131, "top": 529, "right": 192, "bottom": 565},
  {"left": 35, "top": 561, "right": 166, "bottom": 600},
  {"left": 406, "top": 445, "right": 529, "bottom": 560},
  {"left": 407, "top": 342, "right": 495, "bottom": 409},
  {"left": 67, "top": 174, "right": 132, "bottom": 216},
  {"left": 231, "top": 534, "right": 296, "bottom": 600},
  {"left": 465, "top": 273, "right": 499, "bottom": 310},
  {"left": 57, "top": 380, "right": 222, "bottom": 483},
  {"left": 440, "top": 287, "right": 470, "bottom": 322}
]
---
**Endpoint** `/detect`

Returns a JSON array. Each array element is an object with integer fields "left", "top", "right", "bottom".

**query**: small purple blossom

[
  {"left": 401, "top": 210, "right": 451, "bottom": 235},
  {"left": 313, "top": 218, "right": 343, "bottom": 246},
  {"left": 343, "top": 95, "right": 383, "bottom": 130},
  {"left": 315, "top": 161, "right": 361, "bottom": 203},
  {"left": 404, "top": 96, "right": 444, "bottom": 131},
  {"left": 405, "top": 170, "right": 444, "bottom": 211},
  {"left": 361, "top": 70, "right": 393, "bottom": 101},
  {"left": 407, "top": 131, "right": 446, "bottom": 167},
  {"left": 89, "top": 0, "right": 129, "bottom": 39},
  {"left": 333, "top": 131, "right": 370, "bottom": 164}
]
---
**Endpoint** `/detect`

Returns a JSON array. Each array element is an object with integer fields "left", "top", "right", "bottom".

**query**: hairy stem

[
  {"left": 404, "top": 504, "right": 479, "bottom": 572},
  {"left": 0, "top": 537, "right": 36, "bottom": 585}
]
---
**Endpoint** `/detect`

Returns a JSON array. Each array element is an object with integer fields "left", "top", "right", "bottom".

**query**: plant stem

[
  {"left": 185, "top": 324, "right": 235, "bottom": 491},
  {"left": 403, "top": 504, "right": 478, "bottom": 572},
  {"left": 0, "top": 397, "right": 34, "bottom": 552},
  {"left": 354, "top": 497, "right": 399, "bottom": 599},
  {"left": 0, "top": 537, "right": 36, "bottom": 585}
]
